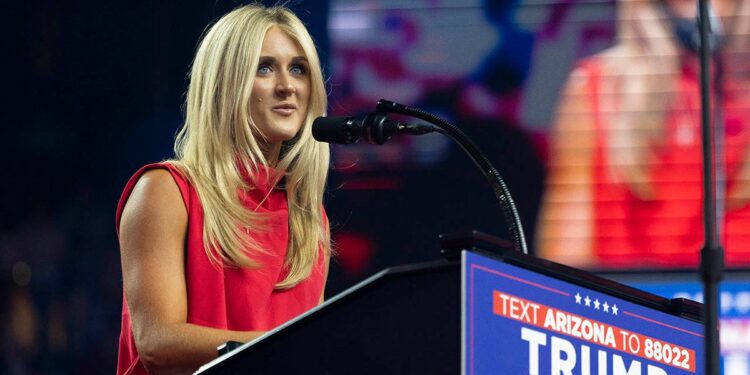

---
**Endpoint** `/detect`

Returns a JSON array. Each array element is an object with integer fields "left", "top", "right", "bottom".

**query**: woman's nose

[{"left": 275, "top": 75, "right": 296, "bottom": 96}]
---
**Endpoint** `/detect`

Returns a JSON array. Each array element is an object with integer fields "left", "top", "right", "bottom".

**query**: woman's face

[{"left": 250, "top": 26, "right": 311, "bottom": 145}]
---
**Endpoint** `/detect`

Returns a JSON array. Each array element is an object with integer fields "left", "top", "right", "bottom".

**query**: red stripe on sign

[{"left": 472, "top": 264, "right": 570, "bottom": 296}]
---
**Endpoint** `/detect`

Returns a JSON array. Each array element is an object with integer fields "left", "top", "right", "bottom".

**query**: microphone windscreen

[{"left": 312, "top": 116, "right": 357, "bottom": 144}]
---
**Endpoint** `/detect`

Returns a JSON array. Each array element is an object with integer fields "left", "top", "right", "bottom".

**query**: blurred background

[{"left": 4, "top": 0, "right": 750, "bottom": 373}]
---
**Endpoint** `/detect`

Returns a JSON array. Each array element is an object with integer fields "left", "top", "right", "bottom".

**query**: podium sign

[
  {"left": 463, "top": 251, "right": 704, "bottom": 374},
  {"left": 612, "top": 272, "right": 750, "bottom": 375}
]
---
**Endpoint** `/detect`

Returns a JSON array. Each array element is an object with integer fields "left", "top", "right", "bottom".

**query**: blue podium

[{"left": 196, "top": 233, "right": 703, "bottom": 374}]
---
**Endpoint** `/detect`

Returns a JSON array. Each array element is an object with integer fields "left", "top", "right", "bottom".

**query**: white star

[
  {"left": 603, "top": 302, "right": 610, "bottom": 312},
  {"left": 575, "top": 293, "right": 582, "bottom": 304},
  {"left": 594, "top": 299, "right": 601, "bottom": 310},
  {"left": 612, "top": 305, "right": 619, "bottom": 315},
  {"left": 584, "top": 296, "right": 591, "bottom": 307}
]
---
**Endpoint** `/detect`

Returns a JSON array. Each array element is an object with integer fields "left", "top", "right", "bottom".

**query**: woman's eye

[
  {"left": 290, "top": 65, "right": 306, "bottom": 75},
  {"left": 257, "top": 65, "right": 272, "bottom": 74}
]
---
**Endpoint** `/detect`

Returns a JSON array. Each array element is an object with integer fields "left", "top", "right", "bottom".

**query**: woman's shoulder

[
  {"left": 566, "top": 45, "right": 628, "bottom": 81},
  {"left": 125, "top": 162, "right": 192, "bottom": 196},
  {"left": 136, "top": 168, "right": 179, "bottom": 194},
  {"left": 116, "top": 162, "right": 191, "bottom": 232}
]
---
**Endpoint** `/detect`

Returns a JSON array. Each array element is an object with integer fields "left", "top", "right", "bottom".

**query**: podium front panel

[
  {"left": 463, "top": 251, "right": 704, "bottom": 375},
  {"left": 196, "top": 248, "right": 705, "bottom": 374},
  {"left": 197, "top": 261, "right": 461, "bottom": 374}
]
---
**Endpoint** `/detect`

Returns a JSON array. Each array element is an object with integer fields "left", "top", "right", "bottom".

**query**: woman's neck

[{"left": 260, "top": 141, "right": 283, "bottom": 166}]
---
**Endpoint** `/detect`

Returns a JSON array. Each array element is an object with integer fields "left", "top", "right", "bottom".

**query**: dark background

[{"left": 3, "top": 1, "right": 598, "bottom": 373}]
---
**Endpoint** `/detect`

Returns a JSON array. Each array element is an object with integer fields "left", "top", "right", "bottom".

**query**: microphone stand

[
  {"left": 374, "top": 99, "right": 529, "bottom": 255},
  {"left": 697, "top": 0, "right": 723, "bottom": 374}
]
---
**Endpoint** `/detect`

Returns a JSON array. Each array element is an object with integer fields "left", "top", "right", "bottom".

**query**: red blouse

[
  {"left": 115, "top": 162, "right": 326, "bottom": 374},
  {"left": 581, "top": 58, "right": 750, "bottom": 268}
]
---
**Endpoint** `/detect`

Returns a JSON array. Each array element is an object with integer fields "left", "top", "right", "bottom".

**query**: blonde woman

[
  {"left": 537, "top": 0, "right": 750, "bottom": 268},
  {"left": 115, "top": 4, "right": 331, "bottom": 374}
]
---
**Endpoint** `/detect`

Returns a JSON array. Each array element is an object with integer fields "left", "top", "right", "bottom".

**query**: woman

[
  {"left": 537, "top": 0, "right": 750, "bottom": 268},
  {"left": 115, "top": 4, "right": 331, "bottom": 374}
]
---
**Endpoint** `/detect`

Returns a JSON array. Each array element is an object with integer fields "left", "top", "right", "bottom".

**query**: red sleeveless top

[
  {"left": 115, "top": 162, "right": 326, "bottom": 374},
  {"left": 581, "top": 58, "right": 750, "bottom": 268}
]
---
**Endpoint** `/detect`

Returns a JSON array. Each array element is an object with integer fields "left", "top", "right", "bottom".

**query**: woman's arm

[
  {"left": 119, "top": 169, "right": 264, "bottom": 374},
  {"left": 536, "top": 68, "right": 596, "bottom": 267},
  {"left": 728, "top": 148, "right": 750, "bottom": 210}
]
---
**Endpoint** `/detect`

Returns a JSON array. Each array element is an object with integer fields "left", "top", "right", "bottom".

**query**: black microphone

[{"left": 313, "top": 113, "right": 438, "bottom": 145}]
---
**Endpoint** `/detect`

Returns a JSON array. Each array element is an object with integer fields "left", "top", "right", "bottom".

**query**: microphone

[
  {"left": 313, "top": 113, "right": 439, "bottom": 145},
  {"left": 313, "top": 98, "right": 529, "bottom": 254}
]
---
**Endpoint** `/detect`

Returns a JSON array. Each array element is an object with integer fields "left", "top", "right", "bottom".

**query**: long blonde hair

[
  {"left": 170, "top": 4, "right": 330, "bottom": 289},
  {"left": 599, "top": 0, "right": 750, "bottom": 199}
]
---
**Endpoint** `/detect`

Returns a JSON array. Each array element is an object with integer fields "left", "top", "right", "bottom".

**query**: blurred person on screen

[
  {"left": 115, "top": 4, "right": 331, "bottom": 374},
  {"left": 537, "top": 0, "right": 750, "bottom": 269}
]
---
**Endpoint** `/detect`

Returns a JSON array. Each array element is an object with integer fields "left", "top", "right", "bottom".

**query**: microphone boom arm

[{"left": 375, "top": 99, "right": 529, "bottom": 254}]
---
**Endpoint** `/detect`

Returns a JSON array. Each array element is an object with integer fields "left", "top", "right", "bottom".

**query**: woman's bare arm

[
  {"left": 119, "top": 169, "right": 264, "bottom": 374},
  {"left": 536, "top": 69, "right": 596, "bottom": 267}
]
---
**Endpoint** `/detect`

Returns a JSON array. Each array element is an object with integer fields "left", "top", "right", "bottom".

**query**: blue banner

[
  {"left": 462, "top": 251, "right": 704, "bottom": 375},
  {"left": 627, "top": 279, "right": 750, "bottom": 375}
]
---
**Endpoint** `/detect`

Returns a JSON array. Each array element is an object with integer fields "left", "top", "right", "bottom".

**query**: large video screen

[{"left": 325, "top": 0, "right": 750, "bottom": 273}]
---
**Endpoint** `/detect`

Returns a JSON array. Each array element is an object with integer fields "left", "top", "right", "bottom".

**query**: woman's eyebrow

[{"left": 257, "top": 56, "right": 307, "bottom": 64}]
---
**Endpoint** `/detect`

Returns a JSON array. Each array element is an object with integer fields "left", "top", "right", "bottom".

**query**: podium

[{"left": 195, "top": 232, "right": 704, "bottom": 374}]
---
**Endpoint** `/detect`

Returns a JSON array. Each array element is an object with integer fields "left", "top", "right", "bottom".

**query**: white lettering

[
  {"left": 525, "top": 332, "right": 657, "bottom": 375},
  {"left": 598, "top": 350, "right": 608, "bottom": 375},
  {"left": 499, "top": 293, "right": 511, "bottom": 315},
  {"left": 541, "top": 309, "right": 616, "bottom": 348},
  {"left": 521, "top": 327, "right": 547, "bottom": 375},
  {"left": 551, "top": 336, "right": 576, "bottom": 375},
  {"left": 605, "top": 328, "right": 616, "bottom": 348},
  {"left": 613, "top": 354, "right": 642, "bottom": 375},
  {"left": 581, "top": 345, "right": 591, "bottom": 375},
  {"left": 582, "top": 319, "right": 593, "bottom": 340},
  {"left": 544, "top": 309, "right": 556, "bottom": 329},
  {"left": 556, "top": 311, "right": 567, "bottom": 332},
  {"left": 571, "top": 316, "right": 582, "bottom": 338},
  {"left": 498, "top": 293, "right": 540, "bottom": 324}
]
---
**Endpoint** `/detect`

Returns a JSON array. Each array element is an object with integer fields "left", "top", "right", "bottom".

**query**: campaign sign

[
  {"left": 626, "top": 279, "right": 750, "bottom": 375},
  {"left": 462, "top": 251, "right": 704, "bottom": 375}
]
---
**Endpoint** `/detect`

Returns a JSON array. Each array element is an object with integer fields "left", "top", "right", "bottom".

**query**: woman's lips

[{"left": 271, "top": 105, "right": 296, "bottom": 116}]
